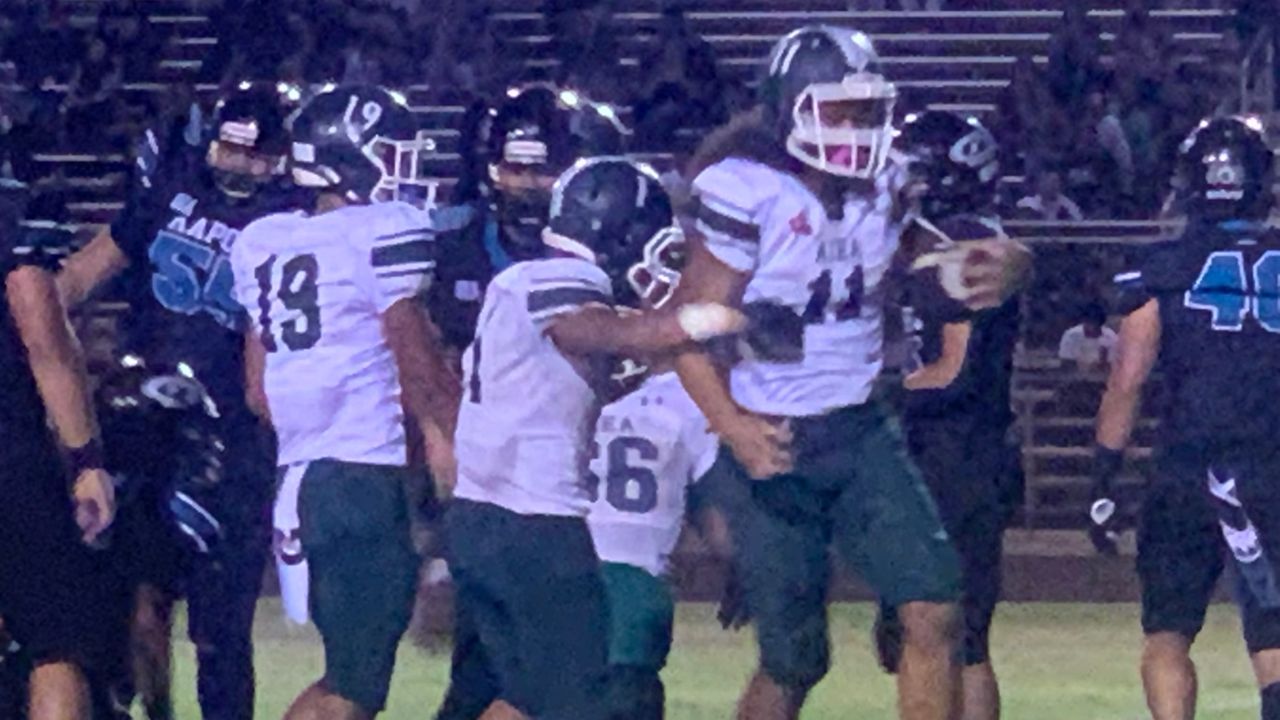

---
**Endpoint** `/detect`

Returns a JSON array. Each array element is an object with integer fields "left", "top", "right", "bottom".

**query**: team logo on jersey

[
  {"left": 141, "top": 375, "right": 206, "bottom": 410},
  {"left": 789, "top": 210, "right": 813, "bottom": 236}
]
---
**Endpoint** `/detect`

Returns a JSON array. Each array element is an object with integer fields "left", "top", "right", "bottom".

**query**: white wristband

[{"left": 677, "top": 303, "right": 741, "bottom": 341}]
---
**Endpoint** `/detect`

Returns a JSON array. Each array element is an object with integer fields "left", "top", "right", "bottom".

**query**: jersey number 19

[{"left": 254, "top": 254, "right": 323, "bottom": 352}]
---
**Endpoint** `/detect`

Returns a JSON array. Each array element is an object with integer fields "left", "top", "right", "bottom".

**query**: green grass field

[{"left": 162, "top": 601, "right": 1261, "bottom": 719}]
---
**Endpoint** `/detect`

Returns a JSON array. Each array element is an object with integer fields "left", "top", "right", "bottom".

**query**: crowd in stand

[{"left": 0, "top": 0, "right": 1274, "bottom": 224}]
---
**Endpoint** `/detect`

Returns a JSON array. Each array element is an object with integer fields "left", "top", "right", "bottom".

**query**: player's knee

[
  {"left": 1142, "top": 631, "right": 1194, "bottom": 667},
  {"left": 1253, "top": 648, "right": 1280, "bottom": 688},
  {"left": 899, "top": 601, "right": 960, "bottom": 654}
]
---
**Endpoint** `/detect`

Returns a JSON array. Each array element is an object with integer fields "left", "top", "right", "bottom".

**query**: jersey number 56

[{"left": 585, "top": 436, "right": 660, "bottom": 514}]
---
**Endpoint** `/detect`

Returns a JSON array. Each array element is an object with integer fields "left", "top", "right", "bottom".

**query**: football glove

[
  {"left": 1089, "top": 445, "right": 1125, "bottom": 556},
  {"left": 740, "top": 301, "right": 805, "bottom": 364}
]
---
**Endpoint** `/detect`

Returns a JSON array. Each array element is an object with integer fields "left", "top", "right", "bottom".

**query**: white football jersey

[
  {"left": 586, "top": 372, "right": 718, "bottom": 578},
  {"left": 230, "top": 201, "right": 433, "bottom": 466},
  {"left": 691, "top": 157, "right": 902, "bottom": 417},
  {"left": 454, "top": 258, "right": 613, "bottom": 517}
]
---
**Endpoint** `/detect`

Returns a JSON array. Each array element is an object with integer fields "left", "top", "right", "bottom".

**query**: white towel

[{"left": 274, "top": 464, "right": 310, "bottom": 625}]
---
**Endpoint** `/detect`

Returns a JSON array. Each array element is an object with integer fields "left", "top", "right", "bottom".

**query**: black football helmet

[
  {"left": 1175, "top": 115, "right": 1275, "bottom": 223},
  {"left": 897, "top": 111, "right": 1000, "bottom": 220},
  {"left": 97, "top": 356, "right": 226, "bottom": 555},
  {"left": 543, "top": 157, "right": 679, "bottom": 308},
  {"left": 759, "top": 25, "right": 897, "bottom": 179},
  {"left": 206, "top": 83, "right": 290, "bottom": 199},
  {"left": 289, "top": 84, "right": 437, "bottom": 205},
  {"left": 482, "top": 83, "right": 628, "bottom": 260}
]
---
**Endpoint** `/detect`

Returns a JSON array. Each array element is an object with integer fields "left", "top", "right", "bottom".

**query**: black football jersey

[
  {"left": 109, "top": 128, "right": 300, "bottom": 418},
  {"left": 425, "top": 202, "right": 510, "bottom": 351},
  {"left": 904, "top": 215, "right": 1019, "bottom": 427},
  {"left": 1116, "top": 221, "right": 1280, "bottom": 443}
]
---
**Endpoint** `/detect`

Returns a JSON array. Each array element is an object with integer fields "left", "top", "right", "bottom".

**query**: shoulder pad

[
  {"left": 1111, "top": 242, "right": 1179, "bottom": 317},
  {"left": 692, "top": 158, "right": 782, "bottom": 210}
]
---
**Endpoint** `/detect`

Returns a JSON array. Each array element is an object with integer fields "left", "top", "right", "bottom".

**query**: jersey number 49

[{"left": 1184, "top": 250, "right": 1280, "bottom": 332}]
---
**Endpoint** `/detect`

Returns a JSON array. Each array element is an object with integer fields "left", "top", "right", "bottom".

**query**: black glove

[
  {"left": 741, "top": 301, "right": 805, "bottom": 364},
  {"left": 1089, "top": 445, "right": 1124, "bottom": 555},
  {"left": 716, "top": 563, "right": 752, "bottom": 631}
]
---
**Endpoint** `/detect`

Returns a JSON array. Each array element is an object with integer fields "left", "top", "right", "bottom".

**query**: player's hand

[
  {"left": 915, "top": 239, "right": 1032, "bottom": 311},
  {"left": 958, "top": 239, "right": 1032, "bottom": 310},
  {"left": 718, "top": 411, "right": 793, "bottom": 480},
  {"left": 72, "top": 468, "right": 116, "bottom": 546},
  {"left": 1088, "top": 445, "right": 1124, "bottom": 556}
]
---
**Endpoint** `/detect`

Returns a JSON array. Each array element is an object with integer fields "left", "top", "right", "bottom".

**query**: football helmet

[
  {"left": 97, "top": 356, "right": 226, "bottom": 555},
  {"left": 897, "top": 111, "right": 1000, "bottom": 221},
  {"left": 626, "top": 226, "right": 687, "bottom": 309},
  {"left": 482, "top": 83, "right": 628, "bottom": 260},
  {"left": 759, "top": 25, "right": 897, "bottom": 179},
  {"left": 206, "top": 84, "right": 290, "bottom": 199},
  {"left": 289, "top": 84, "right": 437, "bottom": 205},
  {"left": 543, "top": 157, "right": 680, "bottom": 307},
  {"left": 1175, "top": 115, "right": 1275, "bottom": 223}
]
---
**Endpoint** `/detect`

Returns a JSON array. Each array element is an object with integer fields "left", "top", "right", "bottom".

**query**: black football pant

[
  {"left": 188, "top": 494, "right": 270, "bottom": 720},
  {"left": 113, "top": 426, "right": 273, "bottom": 720}
]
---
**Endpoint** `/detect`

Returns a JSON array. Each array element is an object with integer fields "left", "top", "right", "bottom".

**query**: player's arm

[
  {"left": 1088, "top": 297, "right": 1160, "bottom": 553},
  {"left": 670, "top": 237, "right": 749, "bottom": 432},
  {"left": 365, "top": 215, "right": 462, "bottom": 453},
  {"left": 243, "top": 329, "right": 270, "bottom": 422},
  {"left": 383, "top": 298, "right": 461, "bottom": 440},
  {"left": 1095, "top": 298, "right": 1161, "bottom": 451},
  {"left": 7, "top": 265, "right": 114, "bottom": 543},
  {"left": 671, "top": 237, "right": 792, "bottom": 479},
  {"left": 903, "top": 320, "right": 972, "bottom": 390},
  {"left": 59, "top": 127, "right": 170, "bottom": 308},
  {"left": 57, "top": 226, "right": 130, "bottom": 309},
  {"left": 544, "top": 300, "right": 744, "bottom": 357}
]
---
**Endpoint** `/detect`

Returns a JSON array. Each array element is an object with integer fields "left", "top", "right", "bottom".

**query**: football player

[
  {"left": 1092, "top": 115, "right": 1280, "bottom": 720},
  {"left": 873, "top": 111, "right": 1021, "bottom": 720},
  {"left": 585, "top": 230, "right": 720, "bottom": 720},
  {"left": 438, "top": 158, "right": 744, "bottom": 720},
  {"left": 671, "top": 26, "right": 1029, "bottom": 720},
  {"left": 56, "top": 83, "right": 295, "bottom": 720},
  {"left": 427, "top": 83, "right": 626, "bottom": 356},
  {"left": 0, "top": 178, "right": 121, "bottom": 720},
  {"left": 230, "top": 84, "right": 452, "bottom": 720}
]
